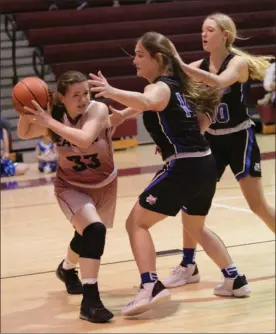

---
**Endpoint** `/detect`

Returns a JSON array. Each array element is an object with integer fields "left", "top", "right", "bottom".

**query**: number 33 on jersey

[
  {"left": 67, "top": 153, "right": 101, "bottom": 172},
  {"left": 55, "top": 126, "right": 115, "bottom": 187}
]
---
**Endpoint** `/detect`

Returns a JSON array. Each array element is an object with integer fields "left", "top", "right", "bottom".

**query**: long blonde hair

[
  {"left": 139, "top": 32, "right": 220, "bottom": 118},
  {"left": 206, "top": 13, "right": 275, "bottom": 80}
]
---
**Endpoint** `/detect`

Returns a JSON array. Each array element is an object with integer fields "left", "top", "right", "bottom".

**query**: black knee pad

[
  {"left": 80, "top": 222, "right": 106, "bottom": 260},
  {"left": 70, "top": 231, "right": 83, "bottom": 255}
]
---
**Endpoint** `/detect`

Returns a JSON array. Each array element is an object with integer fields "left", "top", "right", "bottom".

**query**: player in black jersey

[
  {"left": 164, "top": 13, "right": 275, "bottom": 291},
  {"left": 89, "top": 31, "right": 251, "bottom": 316}
]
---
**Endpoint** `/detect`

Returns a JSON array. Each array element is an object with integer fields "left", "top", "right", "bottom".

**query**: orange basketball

[{"left": 12, "top": 77, "right": 53, "bottom": 114}]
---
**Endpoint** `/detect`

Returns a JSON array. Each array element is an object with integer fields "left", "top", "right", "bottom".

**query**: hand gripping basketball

[{"left": 24, "top": 100, "right": 52, "bottom": 127}]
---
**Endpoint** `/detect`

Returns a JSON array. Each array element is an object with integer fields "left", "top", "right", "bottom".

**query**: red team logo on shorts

[
  {"left": 146, "top": 194, "right": 157, "bottom": 205},
  {"left": 254, "top": 163, "right": 261, "bottom": 172}
]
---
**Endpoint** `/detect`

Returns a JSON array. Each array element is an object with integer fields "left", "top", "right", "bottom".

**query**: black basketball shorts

[
  {"left": 139, "top": 154, "right": 217, "bottom": 216},
  {"left": 206, "top": 127, "right": 262, "bottom": 181}
]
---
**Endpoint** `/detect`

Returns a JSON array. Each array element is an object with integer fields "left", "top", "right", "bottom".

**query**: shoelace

[
  {"left": 172, "top": 265, "right": 187, "bottom": 275},
  {"left": 126, "top": 288, "right": 150, "bottom": 307}
]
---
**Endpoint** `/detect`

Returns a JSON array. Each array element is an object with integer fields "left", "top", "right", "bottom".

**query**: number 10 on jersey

[{"left": 215, "top": 103, "right": 230, "bottom": 123}]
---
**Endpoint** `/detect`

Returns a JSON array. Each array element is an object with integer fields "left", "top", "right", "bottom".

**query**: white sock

[
  {"left": 62, "top": 258, "right": 76, "bottom": 270},
  {"left": 82, "top": 278, "right": 97, "bottom": 285}
]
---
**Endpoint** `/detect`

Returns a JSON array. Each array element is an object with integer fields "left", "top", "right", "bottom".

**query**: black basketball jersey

[
  {"left": 199, "top": 53, "right": 250, "bottom": 130},
  {"left": 142, "top": 76, "right": 210, "bottom": 161}
]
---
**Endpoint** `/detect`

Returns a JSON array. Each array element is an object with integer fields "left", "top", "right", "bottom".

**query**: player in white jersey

[{"left": 17, "top": 71, "right": 116, "bottom": 323}]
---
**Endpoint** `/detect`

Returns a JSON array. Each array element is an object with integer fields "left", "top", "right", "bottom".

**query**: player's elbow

[
  {"left": 78, "top": 135, "right": 95, "bottom": 149},
  {"left": 135, "top": 101, "right": 149, "bottom": 112},
  {"left": 136, "top": 105, "right": 147, "bottom": 113},
  {"left": 139, "top": 97, "right": 158, "bottom": 112},
  {"left": 132, "top": 94, "right": 154, "bottom": 112}
]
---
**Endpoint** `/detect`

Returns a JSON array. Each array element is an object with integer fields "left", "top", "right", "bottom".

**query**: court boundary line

[
  {"left": 213, "top": 203, "right": 252, "bottom": 213},
  {"left": 1, "top": 151, "right": 275, "bottom": 191},
  {"left": 1, "top": 239, "right": 274, "bottom": 280}
]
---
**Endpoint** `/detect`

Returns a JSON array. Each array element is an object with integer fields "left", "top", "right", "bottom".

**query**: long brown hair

[
  {"left": 206, "top": 13, "right": 275, "bottom": 80},
  {"left": 49, "top": 71, "right": 87, "bottom": 141},
  {"left": 139, "top": 32, "right": 220, "bottom": 119}
]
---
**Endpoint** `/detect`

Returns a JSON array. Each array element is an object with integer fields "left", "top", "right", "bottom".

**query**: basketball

[{"left": 12, "top": 77, "right": 53, "bottom": 114}]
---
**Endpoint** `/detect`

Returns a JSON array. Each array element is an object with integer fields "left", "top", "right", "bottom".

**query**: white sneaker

[
  {"left": 214, "top": 275, "right": 251, "bottom": 297},
  {"left": 163, "top": 264, "right": 200, "bottom": 288},
  {"left": 121, "top": 280, "right": 170, "bottom": 316}
]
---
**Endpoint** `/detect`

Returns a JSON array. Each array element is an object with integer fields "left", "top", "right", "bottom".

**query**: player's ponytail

[{"left": 229, "top": 46, "right": 274, "bottom": 81}]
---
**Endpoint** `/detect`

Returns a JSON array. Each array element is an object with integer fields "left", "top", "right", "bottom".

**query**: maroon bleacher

[
  {"left": 43, "top": 27, "right": 275, "bottom": 64},
  {"left": 13, "top": 0, "right": 275, "bottom": 30},
  {"left": 50, "top": 45, "right": 275, "bottom": 86},
  {"left": 8, "top": 0, "right": 276, "bottom": 138},
  {"left": 25, "top": 11, "right": 275, "bottom": 46},
  {"left": 0, "top": 0, "right": 150, "bottom": 13}
]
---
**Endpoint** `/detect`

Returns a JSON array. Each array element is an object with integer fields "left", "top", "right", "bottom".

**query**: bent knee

[
  {"left": 125, "top": 214, "right": 148, "bottom": 234},
  {"left": 125, "top": 214, "right": 136, "bottom": 234}
]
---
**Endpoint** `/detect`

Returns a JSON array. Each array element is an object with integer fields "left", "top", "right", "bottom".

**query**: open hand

[
  {"left": 169, "top": 40, "right": 182, "bottom": 63},
  {"left": 88, "top": 71, "right": 114, "bottom": 98},
  {"left": 109, "top": 105, "right": 125, "bottom": 128}
]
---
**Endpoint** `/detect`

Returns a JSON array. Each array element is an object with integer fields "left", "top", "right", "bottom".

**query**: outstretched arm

[
  {"left": 179, "top": 56, "right": 248, "bottom": 88},
  {"left": 109, "top": 106, "right": 141, "bottom": 127},
  {"left": 88, "top": 71, "right": 170, "bottom": 112},
  {"left": 170, "top": 41, "right": 248, "bottom": 88}
]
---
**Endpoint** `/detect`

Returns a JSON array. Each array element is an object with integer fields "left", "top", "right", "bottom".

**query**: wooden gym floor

[{"left": 1, "top": 134, "right": 275, "bottom": 333}]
